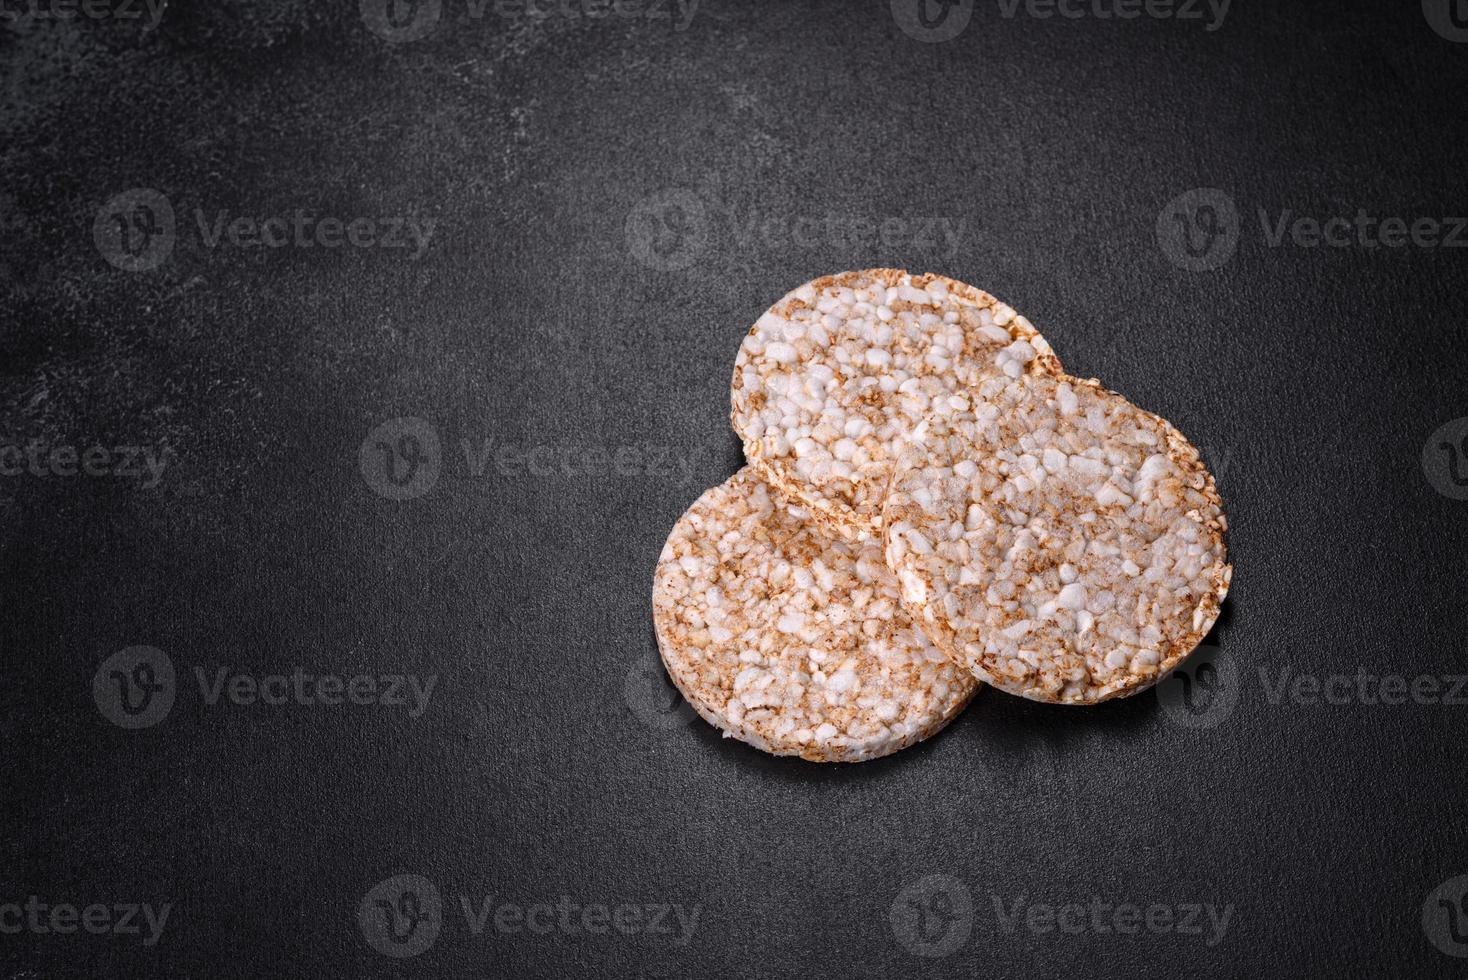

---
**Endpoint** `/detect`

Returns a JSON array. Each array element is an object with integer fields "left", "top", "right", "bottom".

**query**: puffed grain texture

[{"left": 653, "top": 468, "right": 979, "bottom": 761}]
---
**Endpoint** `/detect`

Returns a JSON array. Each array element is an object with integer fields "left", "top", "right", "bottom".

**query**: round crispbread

[
  {"left": 652, "top": 468, "right": 979, "bottom": 762},
  {"left": 730, "top": 269, "right": 1062, "bottom": 540},
  {"left": 883, "top": 372, "right": 1230, "bottom": 704}
]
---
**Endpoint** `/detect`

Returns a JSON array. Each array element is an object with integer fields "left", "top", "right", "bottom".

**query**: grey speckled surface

[{"left": 2, "top": 0, "right": 1467, "bottom": 976}]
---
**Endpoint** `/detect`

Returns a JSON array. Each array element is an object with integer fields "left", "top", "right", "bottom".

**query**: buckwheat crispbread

[
  {"left": 730, "top": 269, "right": 1062, "bottom": 540},
  {"left": 883, "top": 373, "right": 1230, "bottom": 704},
  {"left": 652, "top": 468, "right": 979, "bottom": 762}
]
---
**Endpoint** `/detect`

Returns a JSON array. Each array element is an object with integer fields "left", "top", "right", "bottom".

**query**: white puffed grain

[
  {"left": 731, "top": 269, "right": 1062, "bottom": 539},
  {"left": 882, "top": 372, "right": 1230, "bottom": 704},
  {"left": 652, "top": 468, "right": 979, "bottom": 761}
]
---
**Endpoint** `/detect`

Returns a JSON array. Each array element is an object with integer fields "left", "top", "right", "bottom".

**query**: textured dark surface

[{"left": 2, "top": 0, "right": 1468, "bottom": 976}]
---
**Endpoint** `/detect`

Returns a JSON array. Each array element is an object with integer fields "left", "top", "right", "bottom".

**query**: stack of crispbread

[{"left": 652, "top": 270, "right": 1230, "bottom": 762}]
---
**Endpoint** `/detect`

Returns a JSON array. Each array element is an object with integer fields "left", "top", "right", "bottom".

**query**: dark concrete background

[{"left": 2, "top": 0, "right": 1467, "bottom": 976}]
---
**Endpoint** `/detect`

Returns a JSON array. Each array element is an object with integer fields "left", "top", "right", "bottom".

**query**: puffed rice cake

[
  {"left": 730, "top": 269, "right": 1062, "bottom": 540},
  {"left": 883, "top": 372, "right": 1230, "bottom": 704},
  {"left": 652, "top": 468, "right": 979, "bottom": 762}
]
